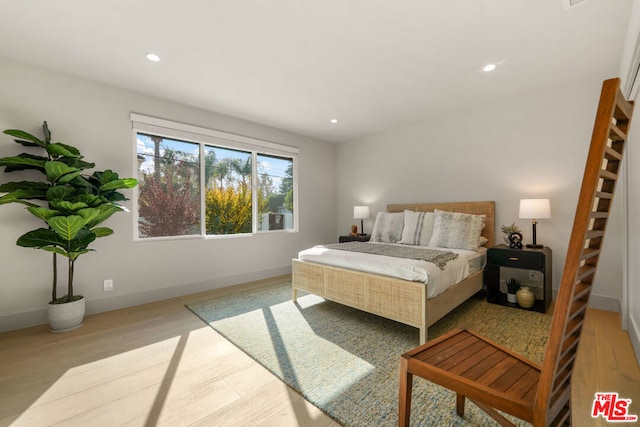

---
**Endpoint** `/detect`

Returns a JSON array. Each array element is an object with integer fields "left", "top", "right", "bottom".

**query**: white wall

[
  {"left": 0, "top": 57, "right": 337, "bottom": 332},
  {"left": 336, "top": 73, "right": 625, "bottom": 310},
  {"left": 619, "top": 0, "right": 640, "bottom": 364}
]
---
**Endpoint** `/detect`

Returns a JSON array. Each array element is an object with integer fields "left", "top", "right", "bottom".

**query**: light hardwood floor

[{"left": 1, "top": 275, "right": 638, "bottom": 426}]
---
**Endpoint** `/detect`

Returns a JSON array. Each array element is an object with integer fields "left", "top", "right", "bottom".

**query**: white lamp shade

[
  {"left": 519, "top": 199, "right": 551, "bottom": 219},
  {"left": 353, "top": 205, "right": 370, "bottom": 220}
]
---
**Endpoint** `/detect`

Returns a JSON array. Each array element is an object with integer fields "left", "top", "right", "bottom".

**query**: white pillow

[
  {"left": 428, "top": 209, "right": 486, "bottom": 251},
  {"left": 370, "top": 212, "right": 404, "bottom": 243},
  {"left": 399, "top": 210, "right": 435, "bottom": 246},
  {"left": 478, "top": 236, "right": 489, "bottom": 247}
]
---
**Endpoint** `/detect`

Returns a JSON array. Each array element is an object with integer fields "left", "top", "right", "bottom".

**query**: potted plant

[
  {"left": 0, "top": 121, "right": 137, "bottom": 332},
  {"left": 500, "top": 222, "right": 522, "bottom": 245},
  {"left": 505, "top": 278, "right": 521, "bottom": 304}
]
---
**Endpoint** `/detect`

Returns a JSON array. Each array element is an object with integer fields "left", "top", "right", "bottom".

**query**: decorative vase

[
  {"left": 507, "top": 293, "right": 517, "bottom": 304},
  {"left": 48, "top": 296, "right": 85, "bottom": 333},
  {"left": 516, "top": 286, "right": 536, "bottom": 309},
  {"left": 503, "top": 234, "right": 510, "bottom": 245}
]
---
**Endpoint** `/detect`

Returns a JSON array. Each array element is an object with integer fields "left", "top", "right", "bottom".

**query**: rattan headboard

[{"left": 386, "top": 201, "right": 495, "bottom": 248}]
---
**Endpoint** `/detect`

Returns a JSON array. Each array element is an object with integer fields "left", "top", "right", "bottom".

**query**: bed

[{"left": 292, "top": 201, "right": 495, "bottom": 344}]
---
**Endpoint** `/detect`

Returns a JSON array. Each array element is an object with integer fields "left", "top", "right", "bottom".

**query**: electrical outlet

[
  {"left": 104, "top": 279, "right": 114, "bottom": 292},
  {"left": 528, "top": 270, "right": 542, "bottom": 283}
]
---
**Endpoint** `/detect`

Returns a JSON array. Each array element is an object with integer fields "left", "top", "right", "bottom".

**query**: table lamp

[
  {"left": 519, "top": 199, "right": 551, "bottom": 249},
  {"left": 353, "top": 206, "right": 370, "bottom": 235}
]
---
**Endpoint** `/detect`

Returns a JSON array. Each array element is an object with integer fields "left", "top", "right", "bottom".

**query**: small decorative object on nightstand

[
  {"left": 516, "top": 286, "right": 536, "bottom": 308},
  {"left": 508, "top": 232, "right": 523, "bottom": 249},
  {"left": 339, "top": 234, "right": 370, "bottom": 243},
  {"left": 500, "top": 222, "right": 522, "bottom": 245},
  {"left": 505, "top": 278, "right": 520, "bottom": 303}
]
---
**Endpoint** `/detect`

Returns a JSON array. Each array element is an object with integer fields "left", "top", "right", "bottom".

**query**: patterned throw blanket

[{"left": 323, "top": 242, "right": 459, "bottom": 270}]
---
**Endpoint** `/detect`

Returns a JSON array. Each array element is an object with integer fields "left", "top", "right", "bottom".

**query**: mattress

[{"left": 297, "top": 243, "right": 487, "bottom": 299}]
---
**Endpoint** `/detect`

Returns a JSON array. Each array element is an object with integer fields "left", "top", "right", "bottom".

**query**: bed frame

[{"left": 292, "top": 201, "right": 495, "bottom": 344}]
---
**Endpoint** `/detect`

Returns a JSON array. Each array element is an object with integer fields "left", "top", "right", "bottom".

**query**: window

[
  {"left": 137, "top": 134, "right": 200, "bottom": 238},
  {"left": 132, "top": 114, "right": 298, "bottom": 239},
  {"left": 204, "top": 146, "right": 252, "bottom": 235},
  {"left": 257, "top": 154, "right": 294, "bottom": 231}
]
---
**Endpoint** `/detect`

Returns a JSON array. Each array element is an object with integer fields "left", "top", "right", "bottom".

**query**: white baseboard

[
  {"left": 0, "top": 265, "right": 291, "bottom": 333},
  {"left": 588, "top": 293, "right": 622, "bottom": 313},
  {"left": 628, "top": 313, "right": 640, "bottom": 366},
  {"left": 552, "top": 288, "right": 621, "bottom": 313}
]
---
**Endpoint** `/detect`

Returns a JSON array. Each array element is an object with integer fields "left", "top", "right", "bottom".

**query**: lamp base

[{"left": 526, "top": 243, "right": 544, "bottom": 249}]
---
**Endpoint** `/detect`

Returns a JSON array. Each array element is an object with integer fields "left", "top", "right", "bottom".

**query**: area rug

[{"left": 187, "top": 281, "right": 551, "bottom": 426}]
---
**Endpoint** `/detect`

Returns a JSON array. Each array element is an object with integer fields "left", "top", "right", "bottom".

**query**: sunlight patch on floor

[{"left": 11, "top": 327, "right": 245, "bottom": 426}]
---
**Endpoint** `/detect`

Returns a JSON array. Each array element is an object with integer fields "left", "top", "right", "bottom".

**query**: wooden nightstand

[
  {"left": 338, "top": 234, "right": 371, "bottom": 243},
  {"left": 485, "top": 244, "right": 552, "bottom": 313}
]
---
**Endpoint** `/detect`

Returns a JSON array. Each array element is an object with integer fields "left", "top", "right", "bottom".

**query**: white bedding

[{"left": 297, "top": 243, "right": 487, "bottom": 299}]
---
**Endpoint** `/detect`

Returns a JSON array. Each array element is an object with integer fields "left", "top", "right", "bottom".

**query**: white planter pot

[
  {"left": 507, "top": 293, "right": 517, "bottom": 304},
  {"left": 48, "top": 296, "right": 85, "bottom": 333}
]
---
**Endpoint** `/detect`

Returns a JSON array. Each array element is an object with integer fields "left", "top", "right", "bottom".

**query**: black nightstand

[
  {"left": 339, "top": 234, "right": 371, "bottom": 243},
  {"left": 485, "top": 244, "right": 552, "bottom": 313}
]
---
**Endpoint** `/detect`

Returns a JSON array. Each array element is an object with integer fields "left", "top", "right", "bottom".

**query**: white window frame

[{"left": 131, "top": 113, "right": 299, "bottom": 241}]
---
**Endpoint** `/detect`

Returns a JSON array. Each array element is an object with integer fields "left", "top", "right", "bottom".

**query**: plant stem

[
  {"left": 52, "top": 253, "right": 57, "bottom": 302},
  {"left": 68, "top": 258, "right": 74, "bottom": 302}
]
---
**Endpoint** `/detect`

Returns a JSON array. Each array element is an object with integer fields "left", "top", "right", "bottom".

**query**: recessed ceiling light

[
  {"left": 145, "top": 52, "right": 160, "bottom": 62},
  {"left": 483, "top": 63, "right": 497, "bottom": 72},
  {"left": 330, "top": 118, "right": 338, "bottom": 124}
]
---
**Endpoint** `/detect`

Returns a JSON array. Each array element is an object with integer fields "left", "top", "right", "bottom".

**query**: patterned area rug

[{"left": 187, "top": 281, "right": 551, "bottom": 426}]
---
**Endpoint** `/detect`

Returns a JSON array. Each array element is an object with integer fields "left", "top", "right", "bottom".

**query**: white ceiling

[{"left": 0, "top": 0, "right": 633, "bottom": 143}]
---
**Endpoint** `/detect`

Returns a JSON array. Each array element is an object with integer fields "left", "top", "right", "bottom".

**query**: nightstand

[
  {"left": 485, "top": 244, "right": 552, "bottom": 313},
  {"left": 339, "top": 234, "right": 371, "bottom": 243}
]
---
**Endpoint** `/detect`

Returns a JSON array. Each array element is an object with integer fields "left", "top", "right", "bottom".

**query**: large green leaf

[
  {"left": 48, "top": 215, "right": 86, "bottom": 241},
  {"left": 101, "top": 192, "right": 127, "bottom": 203},
  {"left": 85, "top": 204, "right": 121, "bottom": 228},
  {"left": 16, "top": 228, "right": 65, "bottom": 248},
  {"left": 94, "top": 170, "right": 118, "bottom": 185},
  {"left": 3, "top": 129, "right": 45, "bottom": 148},
  {"left": 0, "top": 181, "right": 48, "bottom": 205},
  {"left": 92, "top": 227, "right": 114, "bottom": 237},
  {"left": 76, "top": 207, "right": 100, "bottom": 224},
  {"left": 45, "top": 161, "right": 81, "bottom": 183},
  {"left": 46, "top": 185, "right": 76, "bottom": 201},
  {"left": 60, "top": 157, "right": 95, "bottom": 170},
  {"left": 27, "top": 206, "right": 61, "bottom": 221},
  {"left": 57, "top": 170, "right": 82, "bottom": 185},
  {"left": 0, "top": 181, "right": 49, "bottom": 192},
  {"left": 50, "top": 200, "right": 88, "bottom": 214},
  {"left": 73, "top": 193, "right": 101, "bottom": 207},
  {"left": 40, "top": 246, "right": 69, "bottom": 257},
  {"left": 0, "top": 154, "right": 47, "bottom": 172},
  {"left": 0, "top": 189, "right": 47, "bottom": 205},
  {"left": 46, "top": 142, "right": 81, "bottom": 159},
  {"left": 100, "top": 178, "right": 138, "bottom": 191},
  {"left": 68, "top": 249, "right": 92, "bottom": 261},
  {"left": 69, "top": 228, "right": 97, "bottom": 252}
]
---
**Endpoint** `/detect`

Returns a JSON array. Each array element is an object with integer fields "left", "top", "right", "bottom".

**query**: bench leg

[
  {"left": 398, "top": 357, "right": 413, "bottom": 427},
  {"left": 292, "top": 287, "right": 298, "bottom": 302},
  {"left": 456, "top": 393, "right": 465, "bottom": 416}
]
